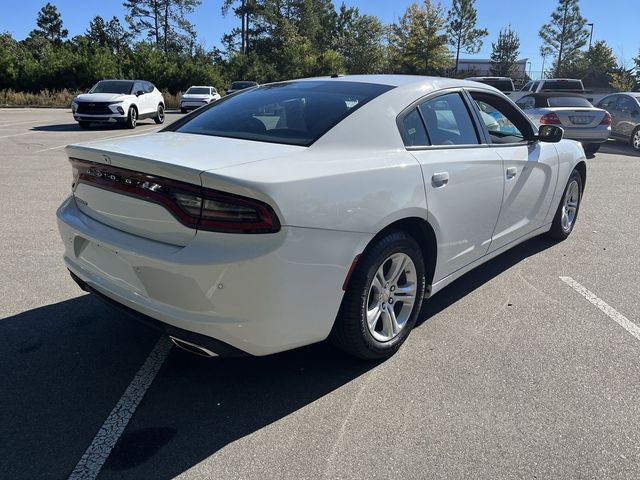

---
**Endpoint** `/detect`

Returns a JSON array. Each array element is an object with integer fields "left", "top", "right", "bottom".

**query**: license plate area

[{"left": 570, "top": 115, "right": 593, "bottom": 125}]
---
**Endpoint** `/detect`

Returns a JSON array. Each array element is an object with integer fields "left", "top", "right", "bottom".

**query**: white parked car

[
  {"left": 179, "top": 86, "right": 221, "bottom": 113},
  {"left": 57, "top": 75, "right": 586, "bottom": 360},
  {"left": 516, "top": 92, "right": 611, "bottom": 154},
  {"left": 72, "top": 80, "right": 165, "bottom": 129}
]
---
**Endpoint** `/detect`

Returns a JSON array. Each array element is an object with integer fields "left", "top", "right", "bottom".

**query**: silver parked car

[
  {"left": 596, "top": 92, "right": 640, "bottom": 151},
  {"left": 516, "top": 92, "right": 611, "bottom": 154}
]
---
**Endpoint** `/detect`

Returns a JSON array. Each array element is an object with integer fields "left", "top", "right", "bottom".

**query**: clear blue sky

[{"left": 1, "top": 0, "right": 637, "bottom": 74}]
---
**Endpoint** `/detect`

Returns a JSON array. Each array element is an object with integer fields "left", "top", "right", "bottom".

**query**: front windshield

[
  {"left": 89, "top": 81, "right": 134, "bottom": 94},
  {"left": 186, "top": 87, "right": 211, "bottom": 94},
  {"left": 172, "top": 81, "right": 394, "bottom": 146}
]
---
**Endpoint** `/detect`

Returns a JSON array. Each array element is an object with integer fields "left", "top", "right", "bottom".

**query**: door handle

[
  {"left": 431, "top": 172, "right": 449, "bottom": 186},
  {"left": 506, "top": 167, "right": 517, "bottom": 179}
]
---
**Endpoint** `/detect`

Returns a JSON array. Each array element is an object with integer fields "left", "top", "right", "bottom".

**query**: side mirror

[
  {"left": 136, "top": 90, "right": 144, "bottom": 96},
  {"left": 536, "top": 124, "right": 563, "bottom": 143}
]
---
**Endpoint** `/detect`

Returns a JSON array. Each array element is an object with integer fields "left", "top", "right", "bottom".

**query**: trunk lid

[
  {"left": 66, "top": 132, "right": 302, "bottom": 245},
  {"left": 541, "top": 107, "right": 607, "bottom": 128}
]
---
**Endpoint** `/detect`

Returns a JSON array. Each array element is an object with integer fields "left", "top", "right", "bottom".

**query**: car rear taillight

[
  {"left": 599, "top": 111, "right": 612, "bottom": 126},
  {"left": 540, "top": 112, "right": 562, "bottom": 125},
  {"left": 70, "top": 158, "right": 280, "bottom": 233}
]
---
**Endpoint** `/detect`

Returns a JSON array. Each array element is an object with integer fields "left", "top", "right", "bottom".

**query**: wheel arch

[
  {"left": 347, "top": 217, "right": 438, "bottom": 292},
  {"left": 574, "top": 160, "right": 587, "bottom": 190}
]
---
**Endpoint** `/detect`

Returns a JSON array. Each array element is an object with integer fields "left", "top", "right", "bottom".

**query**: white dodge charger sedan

[{"left": 57, "top": 75, "right": 586, "bottom": 360}]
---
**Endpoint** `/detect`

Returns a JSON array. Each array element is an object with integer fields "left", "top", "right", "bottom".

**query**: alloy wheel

[
  {"left": 561, "top": 180, "right": 580, "bottom": 232},
  {"left": 633, "top": 130, "right": 640, "bottom": 150},
  {"left": 366, "top": 253, "right": 417, "bottom": 342}
]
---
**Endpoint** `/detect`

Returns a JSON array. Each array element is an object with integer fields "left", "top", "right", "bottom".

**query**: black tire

[
  {"left": 78, "top": 121, "right": 90, "bottom": 129},
  {"left": 584, "top": 143, "right": 600, "bottom": 155},
  {"left": 180, "top": 108, "right": 187, "bottom": 114},
  {"left": 126, "top": 106, "right": 137, "bottom": 129},
  {"left": 547, "top": 169, "right": 583, "bottom": 241},
  {"left": 154, "top": 104, "right": 165, "bottom": 124},
  {"left": 330, "top": 230, "right": 426, "bottom": 360},
  {"left": 630, "top": 127, "right": 640, "bottom": 151}
]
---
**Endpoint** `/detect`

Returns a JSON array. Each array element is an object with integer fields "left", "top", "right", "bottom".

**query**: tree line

[{"left": 0, "top": 0, "right": 637, "bottom": 95}]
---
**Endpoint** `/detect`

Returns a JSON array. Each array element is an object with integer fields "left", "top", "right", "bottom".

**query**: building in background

[{"left": 458, "top": 58, "right": 529, "bottom": 81}]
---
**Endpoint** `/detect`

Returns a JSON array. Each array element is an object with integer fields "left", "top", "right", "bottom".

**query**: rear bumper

[{"left": 57, "top": 196, "right": 371, "bottom": 356}]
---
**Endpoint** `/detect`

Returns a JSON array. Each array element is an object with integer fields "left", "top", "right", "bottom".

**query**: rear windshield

[
  {"left": 480, "top": 80, "right": 514, "bottom": 91},
  {"left": 89, "top": 81, "right": 134, "bottom": 94},
  {"left": 542, "top": 80, "right": 583, "bottom": 91},
  {"left": 172, "top": 81, "right": 394, "bottom": 146},
  {"left": 547, "top": 96, "right": 592, "bottom": 107},
  {"left": 230, "top": 81, "right": 257, "bottom": 90},
  {"left": 186, "top": 87, "right": 210, "bottom": 94}
]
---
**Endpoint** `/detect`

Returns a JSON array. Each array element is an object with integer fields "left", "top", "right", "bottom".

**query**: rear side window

[
  {"left": 516, "top": 96, "right": 536, "bottom": 110},
  {"left": 542, "top": 80, "right": 583, "bottom": 91},
  {"left": 419, "top": 93, "right": 479, "bottom": 146},
  {"left": 598, "top": 95, "right": 618, "bottom": 110},
  {"left": 401, "top": 109, "right": 429, "bottom": 146},
  {"left": 547, "top": 96, "right": 592, "bottom": 107},
  {"left": 172, "top": 81, "right": 394, "bottom": 146}
]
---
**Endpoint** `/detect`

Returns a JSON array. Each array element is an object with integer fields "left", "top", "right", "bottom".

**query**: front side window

[
  {"left": 617, "top": 96, "right": 637, "bottom": 113},
  {"left": 144, "top": 82, "right": 154, "bottom": 94},
  {"left": 418, "top": 93, "right": 479, "bottom": 146},
  {"left": 172, "top": 81, "right": 394, "bottom": 146},
  {"left": 470, "top": 92, "right": 529, "bottom": 144}
]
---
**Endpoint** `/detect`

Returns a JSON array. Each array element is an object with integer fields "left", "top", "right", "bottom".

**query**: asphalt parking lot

[{"left": 1, "top": 108, "right": 639, "bottom": 480}]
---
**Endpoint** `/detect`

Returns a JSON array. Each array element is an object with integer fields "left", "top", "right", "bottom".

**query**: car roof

[
  {"left": 283, "top": 74, "right": 500, "bottom": 93},
  {"left": 188, "top": 85, "right": 214, "bottom": 88}
]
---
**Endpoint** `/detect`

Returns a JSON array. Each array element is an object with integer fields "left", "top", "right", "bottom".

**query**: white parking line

[
  {"left": 0, "top": 131, "right": 34, "bottom": 140},
  {"left": 36, "top": 126, "right": 163, "bottom": 153},
  {"left": 0, "top": 119, "right": 45, "bottom": 127},
  {"left": 560, "top": 276, "right": 640, "bottom": 342},
  {"left": 68, "top": 336, "right": 173, "bottom": 480}
]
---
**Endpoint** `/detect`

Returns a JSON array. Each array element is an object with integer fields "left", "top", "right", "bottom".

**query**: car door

[
  {"left": 144, "top": 82, "right": 158, "bottom": 113},
  {"left": 467, "top": 89, "right": 559, "bottom": 252},
  {"left": 403, "top": 90, "right": 504, "bottom": 282},
  {"left": 615, "top": 95, "right": 639, "bottom": 139},
  {"left": 598, "top": 95, "right": 620, "bottom": 136}
]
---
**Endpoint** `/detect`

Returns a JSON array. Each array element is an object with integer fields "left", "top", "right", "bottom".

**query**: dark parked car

[
  {"left": 465, "top": 76, "right": 515, "bottom": 93},
  {"left": 597, "top": 93, "right": 640, "bottom": 151},
  {"left": 226, "top": 81, "right": 258, "bottom": 95}
]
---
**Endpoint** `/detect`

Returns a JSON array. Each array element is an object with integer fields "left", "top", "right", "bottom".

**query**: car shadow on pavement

[
  {"left": 1, "top": 236, "right": 557, "bottom": 479},
  {"left": 417, "top": 235, "right": 557, "bottom": 327},
  {"left": 599, "top": 139, "right": 640, "bottom": 158},
  {"left": 0, "top": 292, "right": 378, "bottom": 479}
]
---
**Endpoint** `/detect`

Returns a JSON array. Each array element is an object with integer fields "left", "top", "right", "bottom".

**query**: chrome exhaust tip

[{"left": 169, "top": 336, "right": 219, "bottom": 358}]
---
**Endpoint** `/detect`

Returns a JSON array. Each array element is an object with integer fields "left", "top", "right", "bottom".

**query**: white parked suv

[
  {"left": 72, "top": 79, "right": 165, "bottom": 129},
  {"left": 180, "top": 86, "right": 221, "bottom": 113}
]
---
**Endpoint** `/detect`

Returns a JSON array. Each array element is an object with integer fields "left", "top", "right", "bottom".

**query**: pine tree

[
  {"left": 29, "top": 2, "right": 68, "bottom": 43},
  {"left": 86, "top": 16, "right": 109, "bottom": 48},
  {"left": 539, "top": 0, "right": 588, "bottom": 77},
  {"left": 446, "top": 0, "right": 487, "bottom": 73},
  {"left": 123, "top": 0, "right": 200, "bottom": 54},
  {"left": 490, "top": 27, "right": 520, "bottom": 77},
  {"left": 392, "top": 0, "right": 451, "bottom": 75}
]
